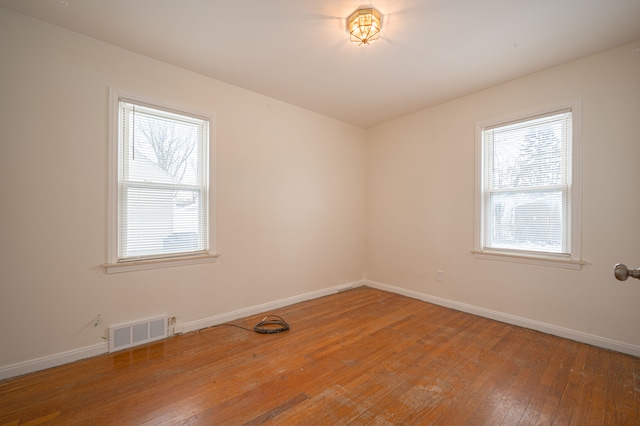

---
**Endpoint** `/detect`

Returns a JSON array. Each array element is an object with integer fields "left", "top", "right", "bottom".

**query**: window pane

[
  {"left": 487, "top": 190, "right": 566, "bottom": 254},
  {"left": 121, "top": 186, "right": 205, "bottom": 258},
  {"left": 488, "top": 113, "right": 566, "bottom": 190},
  {"left": 123, "top": 105, "right": 203, "bottom": 186}
]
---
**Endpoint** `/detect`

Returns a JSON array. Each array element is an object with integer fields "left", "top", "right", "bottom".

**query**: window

[
  {"left": 475, "top": 103, "right": 582, "bottom": 269},
  {"left": 106, "top": 90, "right": 216, "bottom": 273}
]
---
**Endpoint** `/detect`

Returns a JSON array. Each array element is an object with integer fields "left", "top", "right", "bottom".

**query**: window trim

[
  {"left": 473, "top": 100, "right": 583, "bottom": 269},
  {"left": 105, "top": 88, "right": 218, "bottom": 273}
]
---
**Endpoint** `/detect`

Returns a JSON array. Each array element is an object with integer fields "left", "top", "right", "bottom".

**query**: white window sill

[
  {"left": 103, "top": 253, "right": 220, "bottom": 274},
  {"left": 471, "top": 250, "right": 586, "bottom": 270}
]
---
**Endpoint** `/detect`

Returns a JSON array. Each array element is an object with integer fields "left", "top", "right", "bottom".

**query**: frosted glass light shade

[{"left": 348, "top": 7, "right": 382, "bottom": 46}]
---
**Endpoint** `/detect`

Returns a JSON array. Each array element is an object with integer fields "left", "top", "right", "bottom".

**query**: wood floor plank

[
  {"left": 477, "top": 328, "right": 549, "bottom": 425},
  {"left": 567, "top": 344, "right": 604, "bottom": 425},
  {"left": 553, "top": 341, "right": 590, "bottom": 424},
  {"left": 0, "top": 287, "right": 638, "bottom": 425},
  {"left": 604, "top": 350, "right": 638, "bottom": 425},
  {"left": 432, "top": 326, "right": 525, "bottom": 425},
  {"left": 345, "top": 313, "right": 485, "bottom": 423}
]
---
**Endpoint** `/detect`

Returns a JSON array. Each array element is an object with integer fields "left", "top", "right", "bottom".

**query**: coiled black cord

[
  {"left": 201, "top": 314, "right": 290, "bottom": 335},
  {"left": 253, "top": 315, "right": 290, "bottom": 334}
]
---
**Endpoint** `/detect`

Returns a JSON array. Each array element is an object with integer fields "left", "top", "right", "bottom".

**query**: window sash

[
  {"left": 116, "top": 98, "right": 209, "bottom": 262},
  {"left": 481, "top": 109, "right": 572, "bottom": 256}
]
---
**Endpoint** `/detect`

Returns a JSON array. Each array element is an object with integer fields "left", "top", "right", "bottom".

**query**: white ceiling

[{"left": 2, "top": 0, "right": 640, "bottom": 128}]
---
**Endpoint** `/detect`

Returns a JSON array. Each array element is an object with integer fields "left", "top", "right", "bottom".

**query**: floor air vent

[{"left": 109, "top": 315, "right": 168, "bottom": 352}]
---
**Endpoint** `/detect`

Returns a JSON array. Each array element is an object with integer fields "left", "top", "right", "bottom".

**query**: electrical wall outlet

[{"left": 436, "top": 270, "right": 445, "bottom": 282}]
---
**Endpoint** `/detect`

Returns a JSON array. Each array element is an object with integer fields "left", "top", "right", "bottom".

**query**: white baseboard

[
  {"left": 0, "top": 280, "right": 366, "bottom": 381},
  {"left": 364, "top": 279, "right": 640, "bottom": 358},
  {"left": 175, "top": 280, "right": 366, "bottom": 334},
  {"left": 0, "top": 343, "right": 108, "bottom": 381},
  {"left": 5, "top": 277, "right": 634, "bottom": 381}
]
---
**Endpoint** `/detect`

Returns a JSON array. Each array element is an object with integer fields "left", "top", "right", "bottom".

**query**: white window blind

[
  {"left": 481, "top": 110, "right": 572, "bottom": 255},
  {"left": 117, "top": 99, "right": 209, "bottom": 262}
]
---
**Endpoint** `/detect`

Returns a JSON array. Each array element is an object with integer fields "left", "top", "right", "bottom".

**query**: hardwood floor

[{"left": 1, "top": 287, "right": 638, "bottom": 425}]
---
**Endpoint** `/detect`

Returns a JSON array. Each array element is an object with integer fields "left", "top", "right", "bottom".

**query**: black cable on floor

[
  {"left": 201, "top": 314, "right": 290, "bottom": 335},
  {"left": 253, "top": 315, "right": 289, "bottom": 334}
]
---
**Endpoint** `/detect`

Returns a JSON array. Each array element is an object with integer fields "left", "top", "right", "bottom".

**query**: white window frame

[
  {"left": 105, "top": 88, "right": 218, "bottom": 273},
  {"left": 473, "top": 101, "right": 584, "bottom": 270}
]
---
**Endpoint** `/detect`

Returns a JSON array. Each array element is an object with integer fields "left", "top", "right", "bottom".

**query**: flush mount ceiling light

[{"left": 347, "top": 7, "right": 382, "bottom": 46}]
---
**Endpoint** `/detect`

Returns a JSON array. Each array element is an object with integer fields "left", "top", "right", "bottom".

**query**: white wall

[
  {"left": 366, "top": 40, "right": 640, "bottom": 351},
  {"left": 0, "top": 9, "right": 366, "bottom": 371}
]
